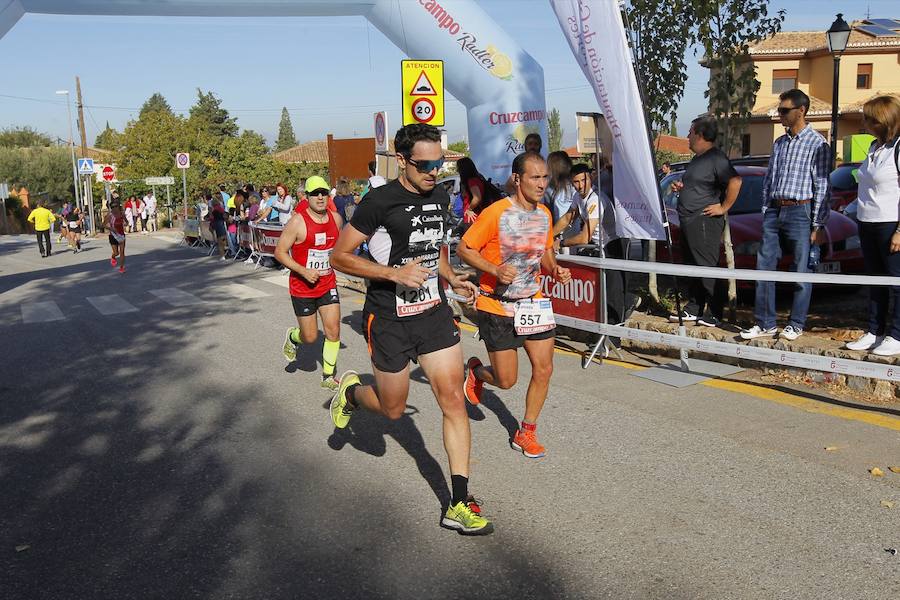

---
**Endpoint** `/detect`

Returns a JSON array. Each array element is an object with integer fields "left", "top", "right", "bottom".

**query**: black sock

[
  {"left": 346, "top": 383, "right": 360, "bottom": 408},
  {"left": 451, "top": 474, "right": 468, "bottom": 506}
]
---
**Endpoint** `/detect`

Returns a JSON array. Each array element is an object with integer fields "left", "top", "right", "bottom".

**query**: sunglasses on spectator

[
  {"left": 308, "top": 189, "right": 329, "bottom": 197},
  {"left": 777, "top": 106, "right": 799, "bottom": 115},
  {"left": 406, "top": 156, "right": 445, "bottom": 173}
]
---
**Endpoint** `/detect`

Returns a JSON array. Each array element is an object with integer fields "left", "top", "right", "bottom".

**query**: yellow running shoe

[
  {"left": 330, "top": 370, "right": 359, "bottom": 429},
  {"left": 442, "top": 501, "right": 494, "bottom": 535},
  {"left": 282, "top": 328, "right": 299, "bottom": 362},
  {"left": 321, "top": 374, "right": 340, "bottom": 392}
]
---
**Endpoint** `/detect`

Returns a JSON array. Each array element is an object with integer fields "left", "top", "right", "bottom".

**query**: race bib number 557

[
  {"left": 514, "top": 299, "right": 555, "bottom": 335},
  {"left": 396, "top": 276, "right": 440, "bottom": 317}
]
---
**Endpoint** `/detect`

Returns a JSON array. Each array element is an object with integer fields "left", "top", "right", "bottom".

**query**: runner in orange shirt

[{"left": 457, "top": 151, "right": 571, "bottom": 459}]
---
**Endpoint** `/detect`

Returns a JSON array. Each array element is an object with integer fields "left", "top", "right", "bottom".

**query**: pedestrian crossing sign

[
  {"left": 402, "top": 60, "right": 444, "bottom": 127},
  {"left": 77, "top": 158, "right": 94, "bottom": 175}
]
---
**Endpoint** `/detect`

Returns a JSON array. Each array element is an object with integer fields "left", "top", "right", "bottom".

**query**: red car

[{"left": 657, "top": 166, "right": 863, "bottom": 281}]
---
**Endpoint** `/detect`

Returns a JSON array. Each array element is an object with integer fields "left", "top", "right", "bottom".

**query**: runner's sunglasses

[
  {"left": 308, "top": 189, "right": 330, "bottom": 197},
  {"left": 405, "top": 156, "right": 445, "bottom": 173}
]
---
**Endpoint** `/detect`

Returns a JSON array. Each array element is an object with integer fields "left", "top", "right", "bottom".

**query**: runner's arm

[
  {"left": 541, "top": 248, "right": 572, "bottom": 283},
  {"left": 438, "top": 247, "right": 477, "bottom": 301},
  {"left": 456, "top": 239, "right": 499, "bottom": 277},
  {"left": 331, "top": 224, "right": 428, "bottom": 287}
]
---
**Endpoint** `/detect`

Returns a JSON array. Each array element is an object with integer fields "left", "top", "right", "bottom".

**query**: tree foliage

[
  {"left": 548, "top": 108, "right": 563, "bottom": 153},
  {"left": 0, "top": 147, "right": 75, "bottom": 202},
  {"left": 275, "top": 107, "right": 298, "bottom": 152},
  {"left": 447, "top": 140, "right": 469, "bottom": 156},
  {"left": 94, "top": 122, "right": 122, "bottom": 151},
  {"left": 622, "top": 0, "right": 692, "bottom": 135},
  {"left": 692, "top": 0, "right": 784, "bottom": 153},
  {"left": 189, "top": 89, "right": 238, "bottom": 139},
  {"left": 139, "top": 93, "right": 173, "bottom": 118},
  {"left": 0, "top": 126, "right": 53, "bottom": 148}
]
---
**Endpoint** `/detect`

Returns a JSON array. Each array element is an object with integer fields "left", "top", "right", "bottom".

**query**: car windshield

[
  {"left": 660, "top": 173, "right": 764, "bottom": 215},
  {"left": 830, "top": 165, "right": 859, "bottom": 191}
]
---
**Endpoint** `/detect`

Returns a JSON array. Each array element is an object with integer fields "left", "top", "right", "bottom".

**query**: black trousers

[
  {"left": 36, "top": 230, "right": 51, "bottom": 256},
  {"left": 679, "top": 214, "right": 726, "bottom": 319},
  {"left": 860, "top": 221, "right": 900, "bottom": 340}
]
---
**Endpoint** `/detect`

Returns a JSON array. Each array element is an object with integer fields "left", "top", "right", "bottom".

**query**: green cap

[{"left": 305, "top": 176, "right": 330, "bottom": 194}]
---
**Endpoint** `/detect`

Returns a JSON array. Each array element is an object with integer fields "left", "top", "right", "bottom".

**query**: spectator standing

[
  {"left": 136, "top": 195, "right": 147, "bottom": 233},
  {"left": 668, "top": 116, "right": 742, "bottom": 327},
  {"left": 124, "top": 197, "right": 136, "bottom": 233},
  {"left": 845, "top": 95, "right": 900, "bottom": 356},
  {"left": 246, "top": 194, "right": 261, "bottom": 221},
  {"left": 271, "top": 183, "right": 295, "bottom": 225},
  {"left": 741, "top": 89, "right": 831, "bottom": 341},
  {"left": 208, "top": 197, "right": 229, "bottom": 260},
  {"left": 458, "top": 157, "right": 486, "bottom": 224},
  {"left": 363, "top": 160, "right": 387, "bottom": 199},
  {"left": 27, "top": 201, "right": 56, "bottom": 257},
  {"left": 332, "top": 177, "right": 355, "bottom": 222},
  {"left": 145, "top": 191, "right": 157, "bottom": 232},
  {"left": 544, "top": 151, "right": 583, "bottom": 238}
]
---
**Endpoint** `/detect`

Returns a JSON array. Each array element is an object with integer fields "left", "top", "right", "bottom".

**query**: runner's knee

[
  {"left": 494, "top": 371, "right": 516, "bottom": 389},
  {"left": 532, "top": 360, "right": 553, "bottom": 382}
]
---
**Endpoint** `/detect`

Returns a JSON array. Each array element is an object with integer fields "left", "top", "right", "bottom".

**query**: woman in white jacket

[{"left": 845, "top": 95, "right": 900, "bottom": 356}]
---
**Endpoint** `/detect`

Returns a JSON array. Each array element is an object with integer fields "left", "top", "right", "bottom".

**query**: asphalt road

[{"left": 2, "top": 232, "right": 900, "bottom": 600}]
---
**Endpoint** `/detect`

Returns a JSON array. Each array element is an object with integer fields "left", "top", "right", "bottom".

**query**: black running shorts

[
  {"left": 363, "top": 304, "right": 460, "bottom": 373},
  {"left": 477, "top": 310, "right": 555, "bottom": 353},
  {"left": 291, "top": 288, "right": 340, "bottom": 317}
]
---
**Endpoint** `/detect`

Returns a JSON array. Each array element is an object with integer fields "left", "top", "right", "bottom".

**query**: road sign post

[
  {"left": 401, "top": 60, "right": 444, "bottom": 127},
  {"left": 176, "top": 153, "right": 190, "bottom": 222},
  {"left": 0, "top": 182, "right": 9, "bottom": 234},
  {"left": 374, "top": 111, "right": 388, "bottom": 153}
]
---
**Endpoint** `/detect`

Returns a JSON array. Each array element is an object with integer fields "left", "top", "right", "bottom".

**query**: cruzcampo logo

[
  {"left": 506, "top": 123, "right": 539, "bottom": 153},
  {"left": 486, "top": 45, "right": 513, "bottom": 80}
]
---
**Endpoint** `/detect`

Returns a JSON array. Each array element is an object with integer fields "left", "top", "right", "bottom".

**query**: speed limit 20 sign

[{"left": 401, "top": 60, "right": 444, "bottom": 127}]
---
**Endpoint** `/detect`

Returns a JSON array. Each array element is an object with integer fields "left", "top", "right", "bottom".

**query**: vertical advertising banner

[{"left": 549, "top": 0, "right": 666, "bottom": 241}]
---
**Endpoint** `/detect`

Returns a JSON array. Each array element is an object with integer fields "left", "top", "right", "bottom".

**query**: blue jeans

[
  {"left": 227, "top": 231, "right": 238, "bottom": 255},
  {"left": 753, "top": 204, "right": 812, "bottom": 330}
]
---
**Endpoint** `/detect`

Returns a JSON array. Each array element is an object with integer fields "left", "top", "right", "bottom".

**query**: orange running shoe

[
  {"left": 463, "top": 357, "right": 483, "bottom": 405},
  {"left": 511, "top": 428, "right": 546, "bottom": 458}
]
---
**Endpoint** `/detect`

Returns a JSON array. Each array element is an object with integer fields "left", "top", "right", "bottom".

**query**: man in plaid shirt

[{"left": 741, "top": 88, "right": 832, "bottom": 342}]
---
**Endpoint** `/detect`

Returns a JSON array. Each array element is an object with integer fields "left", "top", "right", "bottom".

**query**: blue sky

[{"left": 0, "top": 0, "right": 896, "bottom": 149}]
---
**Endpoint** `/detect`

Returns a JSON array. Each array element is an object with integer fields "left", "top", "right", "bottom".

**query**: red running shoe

[
  {"left": 110, "top": 257, "right": 117, "bottom": 267},
  {"left": 463, "top": 357, "right": 483, "bottom": 405},
  {"left": 119, "top": 266, "right": 126, "bottom": 273},
  {"left": 511, "top": 428, "right": 546, "bottom": 458}
]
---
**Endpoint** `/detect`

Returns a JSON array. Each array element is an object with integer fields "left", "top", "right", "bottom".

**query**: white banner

[{"left": 549, "top": 0, "right": 666, "bottom": 241}]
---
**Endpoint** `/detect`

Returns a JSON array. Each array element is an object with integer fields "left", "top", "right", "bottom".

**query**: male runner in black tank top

[{"left": 329, "top": 124, "right": 492, "bottom": 535}]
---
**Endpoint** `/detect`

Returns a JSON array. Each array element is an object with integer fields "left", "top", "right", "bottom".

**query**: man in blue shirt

[{"left": 741, "top": 88, "right": 831, "bottom": 342}]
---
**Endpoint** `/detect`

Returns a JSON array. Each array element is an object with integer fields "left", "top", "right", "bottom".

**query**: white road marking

[
  {"left": 149, "top": 288, "right": 202, "bottom": 307},
  {"left": 86, "top": 295, "right": 139, "bottom": 315},
  {"left": 21, "top": 301, "right": 65, "bottom": 323},
  {"left": 216, "top": 283, "right": 271, "bottom": 300}
]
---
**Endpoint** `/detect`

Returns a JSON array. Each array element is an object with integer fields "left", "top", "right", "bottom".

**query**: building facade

[{"left": 728, "top": 18, "right": 900, "bottom": 159}]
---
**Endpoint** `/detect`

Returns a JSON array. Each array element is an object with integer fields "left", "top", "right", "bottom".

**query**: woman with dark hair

[
  {"left": 457, "top": 157, "right": 486, "bottom": 224},
  {"left": 333, "top": 177, "right": 355, "bottom": 223},
  {"left": 544, "top": 150, "right": 583, "bottom": 238}
]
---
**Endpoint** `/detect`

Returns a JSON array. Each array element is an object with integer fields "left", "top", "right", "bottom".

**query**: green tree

[
  {"left": 448, "top": 140, "right": 469, "bottom": 156},
  {"left": 692, "top": 0, "right": 784, "bottom": 154},
  {"left": 0, "top": 147, "right": 75, "bottom": 201},
  {"left": 116, "top": 109, "right": 191, "bottom": 181},
  {"left": 622, "top": 0, "right": 692, "bottom": 135},
  {"left": 139, "top": 93, "right": 173, "bottom": 118},
  {"left": 548, "top": 108, "right": 563, "bottom": 153},
  {"left": 94, "top": 122, "right": 122, "bottom": 151},
  {"left": 275, "top": 107, "right": 297, "bottom": 152},
  {"left": 189, "top": 89, "right": 238, "bottom": 139},
  {"left": 0, "top": 126, "right": 53, "bottom": 148}
]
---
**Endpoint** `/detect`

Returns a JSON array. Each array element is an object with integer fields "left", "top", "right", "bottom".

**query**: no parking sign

[{"left": 176, "top": 152, "right": 190, "bottom": 169}]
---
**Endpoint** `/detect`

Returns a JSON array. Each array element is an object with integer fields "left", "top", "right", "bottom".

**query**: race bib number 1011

[{"left": 396, "top": 276, "right": 440, "bottom": 317}]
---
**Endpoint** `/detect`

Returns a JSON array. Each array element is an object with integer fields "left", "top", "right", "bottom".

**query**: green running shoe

[
  {"left": 441, "top": 501, "right": 494, "bottom": 535},
  {"left": 321, "top": 374, "right": 340, "bottom": 392},
  {"left": 282, "top": 328, "right": 299, "bottom": 362},
  {"left": 330, "top": 370, "right": 359, "bottom": 429}
]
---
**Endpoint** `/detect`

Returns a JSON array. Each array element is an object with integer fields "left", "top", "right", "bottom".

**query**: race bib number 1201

[
  {"left": 513, "top": 299, "right": 555, "bottom": 335},
  {"left": 396, "top": 276, "right": 440, "bottom": 317}
]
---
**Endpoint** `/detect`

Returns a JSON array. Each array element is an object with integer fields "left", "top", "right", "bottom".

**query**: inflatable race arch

[{"left": 0, "top": 0, "right": 547, "bottom": 181}]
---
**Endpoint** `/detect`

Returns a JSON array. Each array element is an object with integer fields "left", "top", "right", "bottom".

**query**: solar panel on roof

[
  {"left": 866, "top": 19, "right": 900, "bottom": 29},
  {"left": 857, "top": 24, "right": 900, "bottom": 37}
]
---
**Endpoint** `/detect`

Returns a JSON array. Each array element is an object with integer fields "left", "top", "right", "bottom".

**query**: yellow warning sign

[{"left": 402, "top": 60, "right": 444, "bottom": 127}]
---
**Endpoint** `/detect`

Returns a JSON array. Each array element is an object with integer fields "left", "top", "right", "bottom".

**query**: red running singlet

[{"left": 289, "top": 208, "right": 339, "bottom": 298}]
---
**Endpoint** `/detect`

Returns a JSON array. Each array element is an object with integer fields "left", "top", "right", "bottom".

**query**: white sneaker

[
  {"left": 740, "top": 325, "right": 777, "bottom": 340},
  {"left": 873, "top": 336, "right": 900, "bottom": 356},
  {"left": 781, "top": 325, "right": 803, "bottom": 341},
  {"left": 846, "top": 332, "right": 881, "bottom": 351}
]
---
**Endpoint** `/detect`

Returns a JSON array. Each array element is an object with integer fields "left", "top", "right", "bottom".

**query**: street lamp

[
  {"left": 55, "top": 90, "right": 81, "bottom": 210},
  {"left": 826, "top": 13, "right": 851, "bottom": 167}
]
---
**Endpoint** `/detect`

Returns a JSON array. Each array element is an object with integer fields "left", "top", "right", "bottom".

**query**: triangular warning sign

[{"left": 410, "top": 71, "right": 437, "bottom": 96}]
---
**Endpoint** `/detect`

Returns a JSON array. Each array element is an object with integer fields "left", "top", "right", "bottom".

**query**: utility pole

[{"left": 76, "top": 76, "right": 96, "bottom": 235}]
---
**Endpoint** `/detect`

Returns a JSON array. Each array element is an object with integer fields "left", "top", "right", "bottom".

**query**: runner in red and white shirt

[{"left": 274, "top": 176, "right": 344, "bottom": 391}]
